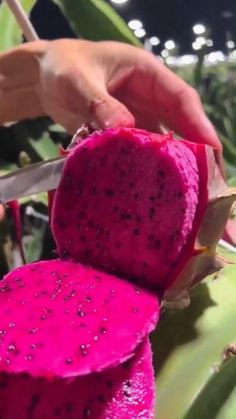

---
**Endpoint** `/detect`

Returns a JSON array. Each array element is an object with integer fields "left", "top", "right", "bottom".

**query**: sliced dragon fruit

[
  {"left": 0, "top": 260, "right": 159, "bottom": 377},
  {"left": 52, "top": 127, "right": 236, "bottom": 302},
  {"left": 0, "top": 338, "right": 155, "bottom": 419}
]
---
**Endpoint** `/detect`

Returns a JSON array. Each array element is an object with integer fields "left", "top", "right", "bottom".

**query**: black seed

[
  {"left": 105, "top": 188, "right": 114, "bottom": 197},
  {"left": 29, "top": 328, "right": 38, "bottom": 335},
  {"left": 154, "top": 240, "right": 161, "bottom": 249},
  {"left": 106, "top": 380, "right": 113, "bottom": 389},
  {"left": 124, "top": 388, "right": 132, "bottom": 397},
  {"left": 120, "top": 212, "right": 132, "bottom": 221},
  {"left": 123, "top": 360, "right": 132, "bottom": 369},
  {"left": 62, "top": 250, "right": 69, "bottom": 259},
  {"left": 54, "top": 407, "right": 61, "bottom": 416},
  {"left": 83, "top": 407, "right": 91, "bottom": 417},
  {"left": 77, "top": 310, "right": 86, "bottom": 317},
  {"left": 85, "top": 296, "right": 92, "bottom": 303},
  {"left": 129, "top": 181, "right": 135, "bottom": 188},
  {"left": 149, "top": 195, "right": 156, "bottom": 202},
  {"left": 25, "top": 354, "right": 33, "bottom": 361},
  {"left": 97, "top": 394, "right": 106, "bottom": 403},
  {"left": 159, "top": 170, "right": 165, "bottom": 178},
  {"left": 91, "top": 186, "right": 97, "bottom": 195},
  {"left": 66, "top": 402, "right": 74, "bottom": 412},
  {"left": 28, "top": 394, "right": 40, "bottom": 411},
  {"left": 133, "top": 228, "right": 140, "bottom": 236},
  {"left": 80, "top": 344, "right": 88, "bottom": 356},
  {"left": 149, "top": 207, "right": 155, "bottom": 220},
  {"left": 100, "top": 327, "right": 107, "bottom": 335},
  {"left": 65, "top": 358, "right": 73, "bottom": 365},
  {"left": 132, "top": 306, "right": 139, "bottom": 313},
  {"left": 135, "top": 287, "right": 142, "bottom": 294},
  {"left": 125, "top": 380, "right": 132, "bottom": 387}
]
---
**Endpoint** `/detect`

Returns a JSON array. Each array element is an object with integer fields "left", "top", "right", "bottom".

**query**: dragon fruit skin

[
  {"left": 0, "top": 338, "right": 155, "bottom": 419},
  {"left": 0, "top": 260, "right": 158, "bottom": 377},
  {"left": 52, "top": 128, "right": 236, "bottom": 302}
]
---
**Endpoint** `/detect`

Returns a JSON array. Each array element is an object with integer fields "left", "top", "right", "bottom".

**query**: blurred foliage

[
  {"left": 176, "top": 61, "right": 236, "bottom": 173},
  {"left": 0, "top": 2, "right": 236, "bottom": 419},
  {"left": 152, "top": 253, "right": 236, "bottom": 419},
  {"left": 0, "top": 0, "right": 36, "bottom": 50}
]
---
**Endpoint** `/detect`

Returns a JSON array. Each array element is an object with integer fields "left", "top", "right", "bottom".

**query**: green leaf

[
  {"left": 228, "top": 175, "right": 236, "bottom": 187},
  {"left": 28, "top": 133, "right": 59, "bottom": 160},
  {"left": 183, "top": 357, "right": 236, "bottom": 419},
  {"left": 0, "top": 0, "right": 36, "bottom": 51},
  {"left": 24, "top": 225, "right": 46, "bottom": 263},
  {"left": 53, "top": 0, "right": 142, "bottom": 46},
  {"left": 152, "top": 263, "right": 236, "bottom": 419}
]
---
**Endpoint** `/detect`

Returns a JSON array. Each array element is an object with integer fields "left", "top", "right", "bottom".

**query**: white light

[
  {"left": 193, "top": 24, "right": 206, "bottom": 35},
  {"left": 161, "top": 49, "right": 169, "bottom": 58},
  {"left": 227, "top": 40, "right": 235, "bottom": 49},
  {"left": 206, "top": 39, "right": 213, "bottom": 47},
  {"left": 149, "top": 36, "right": 160, "bottom": 46},
  {"left": 110, "top": 0, "right": 128, "bottom": 4},
  {"left": 164, "top": 40, "right": 175, "bottom": 50},
  {"left": 230, "top": 50, "right": 236, "bottom": 59},
  {"left": 206, "top": 51, "right": 226, "bottom": 64},
  {"left": 180, "top": 55, "right": 198, "bottom": 65},
  {"left": 192, "top": 42, "right": 202, "bottom": 51},
  {"left": 128, "top": 19, "right": 143, "bottom": 30},
  {"left": 195, "top": 36, "right": 206, "bottom": 46},
  {"left": 134, "top": 28, "right": 146, "bottom": 38}
]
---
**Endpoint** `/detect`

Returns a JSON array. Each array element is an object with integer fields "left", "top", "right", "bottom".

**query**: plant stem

[{"left": 5, "top": 0, "right": 39, "bottom": 42}]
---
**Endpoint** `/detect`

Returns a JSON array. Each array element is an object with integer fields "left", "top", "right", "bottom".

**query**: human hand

[{"left": 0, "top": 39, "right": 221, "bottom": 150}]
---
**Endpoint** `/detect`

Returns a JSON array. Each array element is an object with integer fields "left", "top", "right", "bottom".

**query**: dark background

[{"left": 31, "top": 0, "right": 235, "bottom": 54}]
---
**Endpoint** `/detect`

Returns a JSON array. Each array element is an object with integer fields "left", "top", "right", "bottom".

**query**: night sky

[
  {"left": 31, "top": 0, "right": 235, "bottom": 54},
  {"left": 113, "top": 0, "right": 235, "bottom": 54}
]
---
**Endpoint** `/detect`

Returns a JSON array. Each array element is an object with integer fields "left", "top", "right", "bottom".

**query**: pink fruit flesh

[
  {"left": 0, "top": 338, "right": 155, "bottom": 419},
  {"left": 0, "top": 260, "right": 158, "bottom": 377},
  {"left": 52, "top": 128, "right": 199, "bottom": 290}
]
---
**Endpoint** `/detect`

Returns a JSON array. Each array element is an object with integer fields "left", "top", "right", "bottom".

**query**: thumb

[
  {"left": 88, "top": 93, "right": 135, "bottom": 130},
  {"left": 57, "top": 68, "right": 135, "bottom": 131}
]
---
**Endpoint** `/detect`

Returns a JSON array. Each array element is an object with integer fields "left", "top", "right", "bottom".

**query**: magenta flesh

[
  {"left": 0, "top": 338, "right": 155, "bottom": 419},
  {"left": 52, "top": 128, "right": 199, "bottom": 289},
  {"left": 0, "top": 260, "right": 158, "bottom": 377}
]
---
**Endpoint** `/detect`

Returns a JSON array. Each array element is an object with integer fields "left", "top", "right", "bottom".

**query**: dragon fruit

[
  {"left": 0, "top": 338, "right": 155, "bottom": 419},
  {"left": 0, "top": 260, "right": 158, "bottom": 376},
  {"left": 52, "top": 127, "right": 236, "bottom": 303}
]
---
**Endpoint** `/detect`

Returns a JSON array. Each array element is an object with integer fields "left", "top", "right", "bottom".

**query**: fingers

[
  {"left": 49, "top": 66, "right": 135, "bottom": 132},
  {"left": 0, "top": 205, "right": 5, "bottom": 222},
  {"left": 147, "top": 56, "right": 222, "bottom": 150},
  {"left": 107, "top": 43, "right": 221, "bottom": 150},
  {"left": 0, "top": 85, "right": 45, "bottom": 124}
]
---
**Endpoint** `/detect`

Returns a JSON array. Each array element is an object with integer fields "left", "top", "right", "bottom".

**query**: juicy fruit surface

[
  {"left": 52, "top": 128, "right": 199, "bottom": 288},
  {"left": 0, "top": 260, "right": 158, "bottom": 377},
  {"left": 0, "top": 339, "right": 155, "bottom": 419}
]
